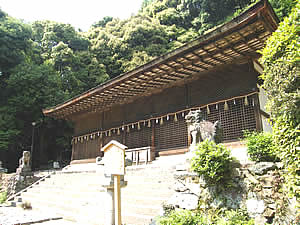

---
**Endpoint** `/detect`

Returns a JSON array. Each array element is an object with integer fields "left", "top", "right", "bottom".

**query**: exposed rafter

[{"left": 43, "top": 0, "right": 278, "bottom": 119}]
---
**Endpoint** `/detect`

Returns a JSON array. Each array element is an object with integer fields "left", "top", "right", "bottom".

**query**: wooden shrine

[{"left": 43, "top": 0, "right": 278, "bottom": 164}]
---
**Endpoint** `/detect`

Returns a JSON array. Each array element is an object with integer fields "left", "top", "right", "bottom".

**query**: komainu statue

[
  {"left": 16, "top": 151, "right": 31, "bottom": 174},
  {"left": 185, "top": 110, "right": 222, "bottom": 149}
]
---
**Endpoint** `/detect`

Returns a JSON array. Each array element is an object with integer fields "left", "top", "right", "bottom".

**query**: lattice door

[{"left": 154, "top": 115, "right": 188, "bottom": 151}]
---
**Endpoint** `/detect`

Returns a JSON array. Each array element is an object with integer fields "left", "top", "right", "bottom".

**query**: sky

[{"left": 0, "top": 0, "right": 143, "bottom": 31}]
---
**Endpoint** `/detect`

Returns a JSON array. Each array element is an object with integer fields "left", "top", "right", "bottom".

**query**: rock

[
  {"left": 167, "top": 193, "right": 199, "bottom": 210},
  {"left": 255, "top": 214, "right": 267, "bottom": 225},
  {"left": 246, "top": 198, "right": 265, "bottom": 215},
  {"left": 223, "top": 191, "right": 243, "bottom": 209},
  {"left": 232, "top": 167, "right": 242, "bottom": 177},
  {"left": 186, "top": 182, "right": 202, "bottom": 196},
  {"left": 249, "top": 162, "right": 277, "bottom": 175},
  {"left": 264, "top": 208, "right": 275, "bottom": 218},
  {"left": 258, "top": 174, "right": 274, "bottom": 188},
  {"left": 210, "top": 197, "right": 224, "bottom": 209},
  {"left": 244, "top": 170, "right": 260, "bottom": 184},
  {"left": 262, "top": 188, "right": 272, "bottom": 198},
  {"left": 174, "top": 181, "right": 188, "bottom": 192},
  {"left": 231, "top": 147, "right": 250, "bottom": 164},
  {"left": 174, "top": 171, "right": 198, "bottom": 181},
  {"left": 275, "top": 162, "right": 284, "bottom": 169},
  {"left": 267, "top": 203, "right": 276, "bottom": 209}
]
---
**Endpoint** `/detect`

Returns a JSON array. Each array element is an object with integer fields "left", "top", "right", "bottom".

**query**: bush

[
  {"left": 0, "top": 191, "right": 7, "bottom": 204},
  {"left": 259, "top": 2, "right": 299, "bottom": 199},
  {"left": 157, "top": 209, "right": 210, "bottom": 225},
  {"left": 191, "top": 140, "right": 233, "bottom": 185},
  {"left": 243, "top": 131, "right": 279, "bottom": 162},
  {"left": 157, "top": 209, "right": 254, "bottom": 225},
  {"left": 216, "top": 209, "right": 255, "bottom": 225}
]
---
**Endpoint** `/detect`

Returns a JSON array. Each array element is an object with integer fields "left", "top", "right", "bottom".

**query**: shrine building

[{"left": 43, "top": 0, "right": 278, "bottom": 164}]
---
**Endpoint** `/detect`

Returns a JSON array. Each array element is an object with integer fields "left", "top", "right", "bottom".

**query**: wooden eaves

[{"left": 43, "top": 0, "right": 278, "bottom": 120}]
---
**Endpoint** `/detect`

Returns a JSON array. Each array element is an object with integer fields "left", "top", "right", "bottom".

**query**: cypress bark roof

[{"left": 43, "top": 0, "right": 278, "bottom": 120}]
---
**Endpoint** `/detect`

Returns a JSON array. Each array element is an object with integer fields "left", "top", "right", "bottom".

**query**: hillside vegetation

[{"left": 0, "top": 0, "right": 296, "bottom": 170}]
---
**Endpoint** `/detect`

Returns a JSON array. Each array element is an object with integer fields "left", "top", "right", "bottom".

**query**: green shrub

[
  {"left": 157, "top": 209, "right": 210, "bottom": 225},
  {"left": 157, "top": 209, "right": 254, "bottom": 225},
  {"left": 0, "top": 191, "right": 7, "bottom": 204},
  {"left": 259, "top": 2, "right": 299, "bottom": 199},
  {"left": 216, "top": 209, "right": 255, "bottom": 225},
  {"left": 191, "top": 140, "right": 233, "bottom": 185},
  {"left": 243, "top": 131, "right": 279, "bottom": 162}
]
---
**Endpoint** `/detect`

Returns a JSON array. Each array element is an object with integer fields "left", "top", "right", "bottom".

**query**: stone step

[
  {"left": 41, "top": 176, "right": 103, "bottom": 185},
  {"left": 122, "top": 195, "right": 170, "bottom": 206},
  {"left": 36, "top": 205, "right": 105, "bottom": 225},
  {"left": 20, "top": 191, "right": 104, "bottom": 205},
  {"left": 21, "top": 186, "right": 171, "bottom": 209},
  {"left": 122, "top": 188, "right": 173, "bottom": 199},
  {"left": 35, "top": 182, "right": 103, "bottom": 192},
  {"left": 125, "top": 176, "right": 174, "bottom": 183},
  {"left": 122, "top": 212, "right": 154, "bottom": 225},
  {"left": 35, "top": 176, "right": 174, "bottom": 193},
  {"left": 10, "top": 158, "right": 180, "bottom": 225},
  {"left": 19, "top": 196, "right": 106, "bottom": 223},
  {"left": 125, "top": 180, "right": 173, "bottom": 189},
  {"left": 21, "top": 196, "right": 157, "bottom": 225},
  {"left": 30, "top": 181, "right": 173, "bottom": 197},
  {"left": 122, "top": 203, "right": 162, "bottom": 216}
]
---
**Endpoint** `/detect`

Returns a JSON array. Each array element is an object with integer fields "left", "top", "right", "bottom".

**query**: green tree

[
  {"left": 31, "top": 21, "right": 89, "bottom": 60},
  {"left": 0, "top": 10, "right": 32, "bottom": 75},
  {"left": 91, "top": 16, "right": 113, "bottom": 28},
  {"left": 269, "top": 0, "right": 297, "bottom": 20},
  {"left": 0, "top": 62, "right": 69, "bottom": 170}
]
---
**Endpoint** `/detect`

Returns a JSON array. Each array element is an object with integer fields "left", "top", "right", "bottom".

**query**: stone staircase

[{"left": 9, "top": 155, "right": 184, "bottom": 225}]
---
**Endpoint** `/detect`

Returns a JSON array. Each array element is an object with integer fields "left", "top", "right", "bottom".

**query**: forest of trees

[{"left": 0, "top": 0, "right": 296, "bottom": 171}]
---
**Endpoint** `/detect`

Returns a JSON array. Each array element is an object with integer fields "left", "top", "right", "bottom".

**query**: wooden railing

[{"left": 125, "top": 146, "right": 153, "bottom": 165}]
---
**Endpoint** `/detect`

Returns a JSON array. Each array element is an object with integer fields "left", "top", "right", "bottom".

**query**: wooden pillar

[
  {"left": 122, "top": 128, "right": 126, "bottom": 146},
  {"left": 71, "top": 141, "right": 75, "bottom": 161},
  {"left": 187, "top": 126, "right": 191, "bottom": 147},
  {"left": 151, "top": 119, "right": 155, "bottom": 159},
  {"left": 101, "top": 111, "right": 105, "bottom": 156},
  {"left": 185, "top": 83, "right": 190, "bottom": 148},
  {"left": 114, "top": 175, "right": 121, "bottom": 225},
  {"left": 85, "top": 139, "right": 88, "bottom": 160},
  {"left": 254, "top": 94, "right": 263, "bottom": 132}
]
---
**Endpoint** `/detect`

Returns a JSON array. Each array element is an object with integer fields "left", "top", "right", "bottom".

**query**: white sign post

[{"left": 102, "top": 140, "right": 127, "bottom": 225}]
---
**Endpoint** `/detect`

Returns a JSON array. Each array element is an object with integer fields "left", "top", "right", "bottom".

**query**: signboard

[{"left": 102, "top": 140, "right": 127, "bottom": 175}]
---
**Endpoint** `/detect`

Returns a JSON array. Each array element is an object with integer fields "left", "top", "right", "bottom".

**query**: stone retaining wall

[{"left": 166, "top": 161, "right": 298, "bottom": 225}]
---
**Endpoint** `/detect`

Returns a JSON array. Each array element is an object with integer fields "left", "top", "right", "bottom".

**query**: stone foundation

[{"left": 166, "top": 161, "right": 298, "bottom": 225}]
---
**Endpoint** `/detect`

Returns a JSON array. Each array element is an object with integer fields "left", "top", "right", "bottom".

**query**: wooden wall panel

[
  {"left": 124, "top": 97, "right": 153, "bottom": 123},
  {"left": 190, "top": 64, "right": 258, "bottom": 107},
  {"left": 125, "top": 126, "right": 152, "bottom": 149},
  {"left": 154, "top": 115, "right": 188, "bottom": 151},
  {"left": 73, "top": 113, "right": 102, "bottom": 136},
  {"left": 103, "top": 107, "right": 123, "bottom": 130},
  {"left": 71, "top": 63, "right": 260, "bottom": 160},
  {"left": 151, "top": 85, "right": 186, "bottom": 116}
]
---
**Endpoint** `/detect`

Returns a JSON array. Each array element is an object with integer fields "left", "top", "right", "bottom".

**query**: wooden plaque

[{"left": 102, "top": 140, "right": 127, "bottom": 175}]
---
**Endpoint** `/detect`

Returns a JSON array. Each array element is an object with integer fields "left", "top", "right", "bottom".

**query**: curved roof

[{"left": 43, "top": 0, "right": 278, "bottom": 119}]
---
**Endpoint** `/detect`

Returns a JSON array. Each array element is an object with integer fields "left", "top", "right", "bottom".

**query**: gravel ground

[{"left": 0, "top": 205, "right": 65, "bottom": 225}]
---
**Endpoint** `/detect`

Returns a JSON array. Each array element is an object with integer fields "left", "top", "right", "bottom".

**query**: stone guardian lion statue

[
  {"left": 185, "top": 110, "right": 222, "bottom": 150},
  {"left": 17, "top": 151, "right": 31, "bottom": 175}
]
